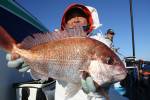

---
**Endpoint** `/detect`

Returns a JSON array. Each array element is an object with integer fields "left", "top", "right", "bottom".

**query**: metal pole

[
  {"left": 129, "top": 0, "right": 135, "bottom": 57},
  {"left": 129, "top": 1, "right": 136, "bottom": 99}
]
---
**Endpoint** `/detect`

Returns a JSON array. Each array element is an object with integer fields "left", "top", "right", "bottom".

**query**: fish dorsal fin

[{"left": 21, "top": 27, "right": 87, "bottom": 49}]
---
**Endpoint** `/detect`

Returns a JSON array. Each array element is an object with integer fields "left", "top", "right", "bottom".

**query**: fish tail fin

[{"left": 0, "top": 26, "right": 16, "bottom": 52}]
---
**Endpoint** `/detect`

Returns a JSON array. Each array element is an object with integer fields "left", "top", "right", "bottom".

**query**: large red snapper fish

[{"left": 0, "top": 26, "right": 127, "bottom": 100}]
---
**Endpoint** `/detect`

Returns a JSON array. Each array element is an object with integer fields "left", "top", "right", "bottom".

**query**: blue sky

[{"left": 16, "top": 0, "right": 150, "bottom": 60}]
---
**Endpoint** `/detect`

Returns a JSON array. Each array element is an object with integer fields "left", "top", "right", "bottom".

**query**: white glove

[{"left": 6, "top": 53, "right": 29, "bottom": 72}]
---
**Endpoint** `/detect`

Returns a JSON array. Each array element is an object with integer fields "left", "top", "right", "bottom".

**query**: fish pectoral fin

[
  {"left": 30, "top": 69, "right": 48, "bottom": 81},
  {"left": 65, "top": 83, "right": 81, "bottom": 99}
]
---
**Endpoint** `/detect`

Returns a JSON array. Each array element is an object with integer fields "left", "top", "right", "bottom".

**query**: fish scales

[
  {"left": 0, "top": 26, "right": 127, "bottom": 99},
  {"left": 20, "top": 37, "right": 125, "bottom": 84},
  {"left": 23, "top": 37, "right": 99, "bottom": 83}
]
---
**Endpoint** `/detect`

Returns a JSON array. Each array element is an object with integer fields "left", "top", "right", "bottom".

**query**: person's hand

[
  {"left": 81, "top": 76, "right": 96, "bottom": 94},
  {"left": 6, "top": 44, "right": 30, "bottom": 72},
  {"left": 80, "top": 71, "right": 96, "bottom": 94},
  {"left": 80, "top": 71, "right": 111, "bottom": 99}
]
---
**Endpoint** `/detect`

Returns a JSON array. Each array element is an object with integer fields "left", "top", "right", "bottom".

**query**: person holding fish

[{"left": 3, "top": 3, "right": 127, "bottom": 100}]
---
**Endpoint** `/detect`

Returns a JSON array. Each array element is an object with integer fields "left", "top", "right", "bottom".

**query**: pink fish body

[{"left": 0, "top": 27, "right": 127, "bottom": 99}]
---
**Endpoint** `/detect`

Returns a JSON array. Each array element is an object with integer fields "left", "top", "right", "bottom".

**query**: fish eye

[{"left": 106, "top": 57, "right": 114, "bottom": 65}]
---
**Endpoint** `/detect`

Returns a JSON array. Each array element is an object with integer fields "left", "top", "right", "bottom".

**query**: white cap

[{"left": 86, "top": 6, "right": 102, "bottom": 29}]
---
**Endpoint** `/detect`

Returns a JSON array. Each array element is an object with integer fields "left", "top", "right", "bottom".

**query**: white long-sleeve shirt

[
  {"left": 90, "top": 32, "right": 113, "bottom": 48},
  {"left": 55, "top": 80, "right": 105, "bottom": 100}
]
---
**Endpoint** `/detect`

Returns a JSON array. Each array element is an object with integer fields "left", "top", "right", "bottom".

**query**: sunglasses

[{"left": 108, "top": 32, "right": 114, "bottom": 35}]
